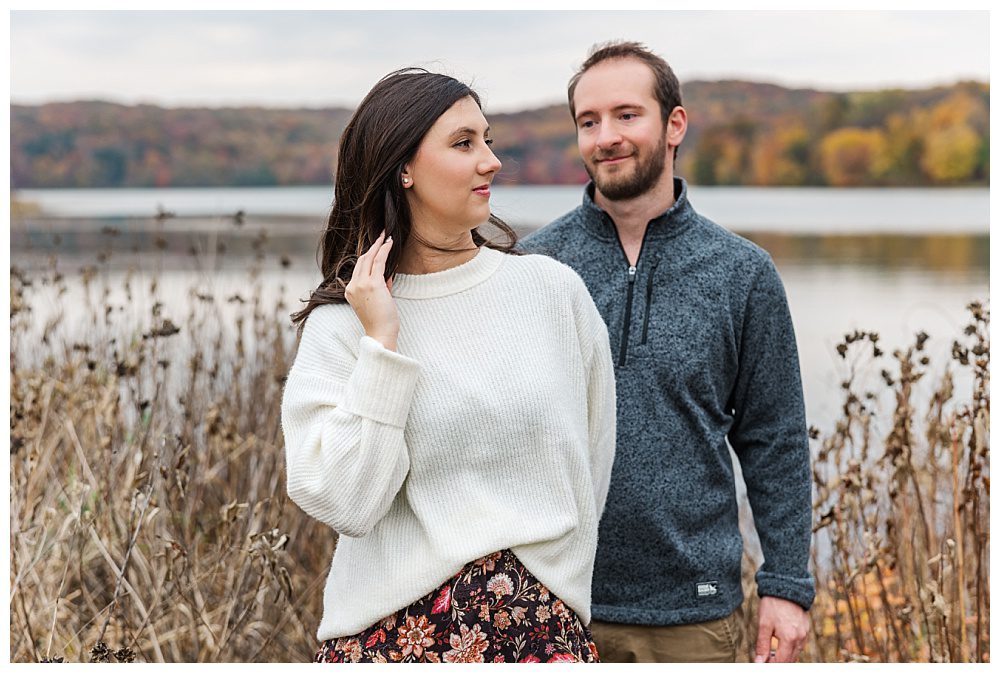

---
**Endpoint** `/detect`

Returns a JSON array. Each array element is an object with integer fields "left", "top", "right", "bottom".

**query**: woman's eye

[
  {"left": 455, "top": 139, "right": 471, "bottom": 148},
  {"left": 485, "top": 138, "right": 494, "bottom": 146}
]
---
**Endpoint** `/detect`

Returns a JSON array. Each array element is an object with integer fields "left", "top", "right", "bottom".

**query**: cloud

[{"left": 10, "top": 10, "right": 989, "bottom": 110}]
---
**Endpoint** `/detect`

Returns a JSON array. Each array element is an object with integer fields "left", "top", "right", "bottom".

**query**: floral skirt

[{"left": 314, "top": 549, "right": 599, "bottom": 663}]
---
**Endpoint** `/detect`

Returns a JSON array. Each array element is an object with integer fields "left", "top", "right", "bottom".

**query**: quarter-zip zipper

[
  {"left": 640, "top": 256, "right": 660, "bottom": 345},
  {"left": 612, "top": 219, "right": 653, "bottom": 367},
  {"left": 618, "top": 265, "right": 637, "bottom": 366}
]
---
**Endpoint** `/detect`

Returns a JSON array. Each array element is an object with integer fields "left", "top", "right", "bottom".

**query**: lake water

[
  {"left": 11, "top": 185, "right": 990, "bottom": 435},
  {"left": 13, "top": 183, "right": 990, "bottom": 233}
]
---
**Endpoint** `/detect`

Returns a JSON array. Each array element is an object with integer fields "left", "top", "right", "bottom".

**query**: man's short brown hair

[{"left": 568, "top": 40, "right": 683, "bottom": 126}]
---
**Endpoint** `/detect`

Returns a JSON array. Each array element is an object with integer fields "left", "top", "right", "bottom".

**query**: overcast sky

[{"left": 10, "top": 10, "right": 990, "bottom": 112}]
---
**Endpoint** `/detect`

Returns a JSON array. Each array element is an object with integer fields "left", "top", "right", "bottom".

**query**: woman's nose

[{"left": 480, "top": 146, "right": 502, "bottom": 174}]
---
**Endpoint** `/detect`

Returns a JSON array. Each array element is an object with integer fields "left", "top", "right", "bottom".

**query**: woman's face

[{"left": 402, "top": 96, "right": 501, "bottom": 235}]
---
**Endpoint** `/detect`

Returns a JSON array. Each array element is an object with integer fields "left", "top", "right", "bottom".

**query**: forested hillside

[{"left": 11, "top": 80, "right": 988, "bottom": 188}]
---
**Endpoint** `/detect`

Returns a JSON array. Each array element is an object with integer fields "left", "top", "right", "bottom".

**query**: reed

[
  {"left": 740, "top": 303, "right": 989, "bottom": 662},
  {"left": 11, "top": 216, "right": 328, "bottom": 662},
  {"left": 9, "top": 214, "right": 990, "bottom": 662}
]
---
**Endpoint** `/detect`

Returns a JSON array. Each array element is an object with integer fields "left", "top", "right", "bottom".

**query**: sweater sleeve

[
  {"left": 575, "top": 278, "right": 617, "bottom": 518},
  {"left": 281, "top": 313, "right": 421, "bottom": 538},
  {"left": 728, "top": 258, "right": 815, "bottom": 610}
]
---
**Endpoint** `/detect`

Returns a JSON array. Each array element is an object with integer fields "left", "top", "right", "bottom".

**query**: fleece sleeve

[
  {"left": 727, "top": 258, "right": 815, "bottom": 610},
  {"left": 281, "top": 310, "right": 421, "bottom": 538},
  {"left": 574, "top": 277, "right": 617, "bottom": 518}
]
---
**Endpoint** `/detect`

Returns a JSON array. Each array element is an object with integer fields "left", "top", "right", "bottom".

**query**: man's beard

[{"left": 585, "top": 135, "right": 667, "bottom": 201}]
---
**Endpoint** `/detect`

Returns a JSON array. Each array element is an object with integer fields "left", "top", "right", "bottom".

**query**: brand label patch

[{"left": 697, "top": 581, "right": 719, "bottom": 597}]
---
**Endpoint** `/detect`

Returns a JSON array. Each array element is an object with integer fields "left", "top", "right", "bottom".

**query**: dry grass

[
  {"left": 10, "top": 222, "right": 330, "bottom": 662},
  {"left": 9, "top": 217, "right": 990, "bottom": 662},
  {"left": 739, "top": 303, "right": 990, "bottom": 662}
]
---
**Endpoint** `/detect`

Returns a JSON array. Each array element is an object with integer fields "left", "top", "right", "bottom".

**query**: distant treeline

[{"left": 10, "top": 80, "right": 988, "bottom": 189}]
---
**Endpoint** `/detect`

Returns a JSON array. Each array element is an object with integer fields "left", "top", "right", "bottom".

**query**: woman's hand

[{"left": 345, "top": 231, "right": 399, "bottom": 351}]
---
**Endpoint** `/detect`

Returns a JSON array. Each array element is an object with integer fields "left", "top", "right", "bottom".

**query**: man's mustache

[{"left": 591, "top": 148, "right": 637, "bottom": 163}]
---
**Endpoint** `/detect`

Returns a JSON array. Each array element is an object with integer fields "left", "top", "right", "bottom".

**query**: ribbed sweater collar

[
  {"left": 577, "top": 177, "right": 699, "bottom": 242},
  {"left": 390, "top": 245, "right": 505, "bottom": 299}
]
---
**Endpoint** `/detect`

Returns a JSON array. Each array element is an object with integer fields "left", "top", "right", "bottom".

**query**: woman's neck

[{"left": 395, "top": 228, "right": 479, "bottom": 275}]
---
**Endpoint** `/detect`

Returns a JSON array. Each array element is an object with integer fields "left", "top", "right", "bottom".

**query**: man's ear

[{"left": 666, "top": 106, "right": 688, "bottom": 150}]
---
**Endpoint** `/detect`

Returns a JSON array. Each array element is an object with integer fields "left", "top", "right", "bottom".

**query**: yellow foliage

[
  {"left": 713, "top": 138, "right": 746, "bottom": 185},
  {"left": 930, "top": 92, "right": 988, "bottom": 131},
  {"left": 921, "top": 123, "right": 981, "bottom": 183},
  {"left": 819, "top": 127, "right": 890, "bottom": 186},
  {"left": 751, "top": 126, "right": 809, "bottom": 185}
]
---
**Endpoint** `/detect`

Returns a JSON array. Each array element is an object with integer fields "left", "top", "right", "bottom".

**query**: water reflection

[
  {"left": 746, "top": 232, "right": 988, "bottom": 279},
  {"left": 10, "top": 216, "right": 989, "bottom": 438}
]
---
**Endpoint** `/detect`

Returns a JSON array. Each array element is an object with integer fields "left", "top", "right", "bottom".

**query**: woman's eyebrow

[{"left": 447, "top": 125, "right": 490, "bottom": 139}]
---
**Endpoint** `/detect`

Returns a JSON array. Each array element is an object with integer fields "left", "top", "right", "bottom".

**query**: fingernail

[{"left": 754, "top": 656, "right": 765, "bottom": 663}]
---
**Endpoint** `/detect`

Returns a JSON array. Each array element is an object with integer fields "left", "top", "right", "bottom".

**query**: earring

[{"left": 402, "top": 177, "right": 410, "bottom": 185}]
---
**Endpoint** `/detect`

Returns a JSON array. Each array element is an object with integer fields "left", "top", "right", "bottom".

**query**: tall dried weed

[{"left": 9, "top": 213, "right": 989, "bottom": 662}]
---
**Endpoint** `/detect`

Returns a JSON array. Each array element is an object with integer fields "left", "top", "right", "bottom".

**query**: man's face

[{"left": 572, "top": 58, "right": 672, "bottom": 201}]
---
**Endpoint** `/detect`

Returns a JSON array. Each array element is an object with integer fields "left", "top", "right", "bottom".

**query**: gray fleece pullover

[{"left": 520, "top": 178, "right": 814, "bottom": 625}]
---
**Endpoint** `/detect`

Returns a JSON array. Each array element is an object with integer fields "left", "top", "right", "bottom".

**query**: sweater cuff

[
  {"left": 755, "top": 571, "right": 816, "bottom": 611},
  {"left": 341, "top": 336, "right": 421, "bottom": 428}
]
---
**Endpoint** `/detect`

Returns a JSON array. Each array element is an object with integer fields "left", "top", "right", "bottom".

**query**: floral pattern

[{"left": 315, "top": 549, "right": 598, "bottom": 663}]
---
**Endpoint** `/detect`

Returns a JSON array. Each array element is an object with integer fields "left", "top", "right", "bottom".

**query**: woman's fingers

[
  {"left": 370, "top": 236, "right": 393, "bottom": 281},
  {"left": 354, "top": 230, "right": 385, "bottom": 278},
  {"left": 343, "top": 230, "right": 399, "bottom": 350}
]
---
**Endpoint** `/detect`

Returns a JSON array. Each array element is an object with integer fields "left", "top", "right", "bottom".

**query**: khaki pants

[{"left": 590, "top": 605, "right": 745, "bottom": 663}]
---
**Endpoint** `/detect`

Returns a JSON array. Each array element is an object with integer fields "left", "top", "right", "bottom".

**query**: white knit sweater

[{"left": 281, "top": 246, "right": 616, "bottom": 641}]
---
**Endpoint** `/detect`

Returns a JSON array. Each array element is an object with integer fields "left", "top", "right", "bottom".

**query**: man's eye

[
  {"left": 485, "top": 138, "right": 494, "bottom": 146},
  {"left": 622, "top": 113, "right": 636, "bottom": 120},
  {"left": 579, "top": 120, "right": 595, "bottom": 129}
]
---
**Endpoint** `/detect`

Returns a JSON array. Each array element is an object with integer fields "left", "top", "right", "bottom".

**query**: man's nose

[{"left": 595, "top": 123, "right": 623, "bottom": 150}]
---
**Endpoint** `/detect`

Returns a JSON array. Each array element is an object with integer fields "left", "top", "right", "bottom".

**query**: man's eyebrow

[{"left": 575, "top": 103, "right": 645, "bottom": 121}]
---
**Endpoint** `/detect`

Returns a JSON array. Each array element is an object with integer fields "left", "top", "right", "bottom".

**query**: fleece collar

[{"left": 576, "top": 177, "right": 699, "bottom": 243}]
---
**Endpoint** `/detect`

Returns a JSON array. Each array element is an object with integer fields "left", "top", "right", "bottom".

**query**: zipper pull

[{"left": 627, "top": 266, "right": 637, "bottom": 283}]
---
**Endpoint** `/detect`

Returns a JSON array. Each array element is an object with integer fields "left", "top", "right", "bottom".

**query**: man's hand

[{"left": 754, "top": 596, "right": 810, "bottom": 663}]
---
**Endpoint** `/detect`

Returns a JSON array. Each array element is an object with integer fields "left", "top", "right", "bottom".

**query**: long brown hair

[{"left": 291, "top": 68, "right": 518, "bottom": 329}]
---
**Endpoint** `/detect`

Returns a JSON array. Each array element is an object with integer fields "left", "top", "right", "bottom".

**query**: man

[{"left": 521, "top": 41, "right": 814, "bottom": 663}]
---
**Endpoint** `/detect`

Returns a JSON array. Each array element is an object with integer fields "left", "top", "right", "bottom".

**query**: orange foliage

[{"left": 9, "top": 82, "right": 989, "bottom": 188}]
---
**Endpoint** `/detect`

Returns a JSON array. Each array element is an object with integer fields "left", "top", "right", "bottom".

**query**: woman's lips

[{"left": 472, "top": 185, "right": 491, "bottom": 197}]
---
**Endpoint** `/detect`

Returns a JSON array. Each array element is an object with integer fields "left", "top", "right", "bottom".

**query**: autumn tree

[
  {"left": 9, "top": 83, "right": 989, "bottom": 188},
  {"left": 750, "top": 124, "right": 811, "bottom": 186},
  {"left": 881, "top": 112, "right": 925, "bottom": 185},
  {"left": 919, "top": 92, "right": 986, "bottom": 183},
  {"left": 818, "top": 127, "right": 890, "bottom": 186},
  {"left": 922, "top": 123, "right": 981, "bottom": 183}
]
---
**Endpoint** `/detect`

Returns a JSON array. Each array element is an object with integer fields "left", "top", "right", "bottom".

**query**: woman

[{"left": 281, "top": 68, "right": 615, "bottom": 663}]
